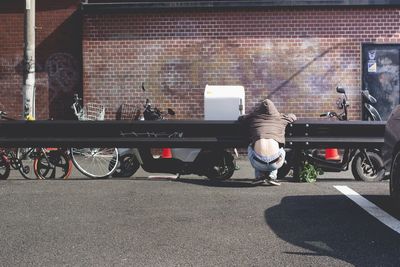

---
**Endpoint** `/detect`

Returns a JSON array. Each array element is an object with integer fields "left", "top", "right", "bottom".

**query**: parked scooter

[
  {"left": 280, "top": 86, "right": 385, "bottom": 182},
  {"left": 114, "top": 83, "right": 236, "bottom": 180}
]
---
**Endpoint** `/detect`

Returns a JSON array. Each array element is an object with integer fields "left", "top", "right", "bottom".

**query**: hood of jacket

[{"left": 257, "top": 99, "right": 280, "bottom": 116}]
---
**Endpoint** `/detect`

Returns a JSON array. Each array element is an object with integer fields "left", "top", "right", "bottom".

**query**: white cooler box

[
  {"left": 172, "top": 85, "right": 245, "bottom": 161},
  {"left": 204, "top": 85, "right": 245, "bottom": 120}
]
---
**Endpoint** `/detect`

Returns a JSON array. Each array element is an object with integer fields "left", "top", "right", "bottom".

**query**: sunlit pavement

[{"left": 0, "top": 159, "right": 398, "bottom": 266}]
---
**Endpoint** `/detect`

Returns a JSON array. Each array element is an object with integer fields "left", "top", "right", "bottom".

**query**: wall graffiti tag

[{"left": 45, "top": 52, "right": 79, "bottom": 103}]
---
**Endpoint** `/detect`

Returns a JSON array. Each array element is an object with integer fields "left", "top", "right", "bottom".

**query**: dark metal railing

[{"left": 0, "top": 119, "right": 385, "bottom": 148}]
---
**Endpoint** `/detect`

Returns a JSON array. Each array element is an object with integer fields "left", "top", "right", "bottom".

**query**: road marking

[{"left": 334, "top": 185, "right": 400, "bottom": 234}]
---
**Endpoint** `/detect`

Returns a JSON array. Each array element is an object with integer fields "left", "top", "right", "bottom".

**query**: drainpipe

[{"left": 23, "top": 0, "right": 35, "bottom": 120}]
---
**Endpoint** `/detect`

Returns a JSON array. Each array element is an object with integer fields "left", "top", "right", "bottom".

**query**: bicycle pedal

[{"left": 22, "top": 166, "right": 30, "bottom": 174}]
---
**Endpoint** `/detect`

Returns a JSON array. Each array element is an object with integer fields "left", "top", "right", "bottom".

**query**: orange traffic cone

[
  {"left": 325, "top": 148, "right": 340, "bottom": 160},
  {"left": 161, "top": 148, "right": 172, "bottom": 158}
]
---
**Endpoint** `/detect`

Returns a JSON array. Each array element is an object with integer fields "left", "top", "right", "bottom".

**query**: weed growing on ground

[{"left": 299, "top": 161, "right": 323, "bottom": 183}]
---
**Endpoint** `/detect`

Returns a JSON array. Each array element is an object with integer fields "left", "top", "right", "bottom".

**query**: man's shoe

[
  {"left": 266, "top": 179, "right": 281, "bottom": 186},
  {"left": 252, "top": 178, "right": 266, "bottom": 185}
]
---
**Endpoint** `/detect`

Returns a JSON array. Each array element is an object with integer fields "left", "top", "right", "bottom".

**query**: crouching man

[{"left": 239, "top": 99, "right": 296, "bottom": 186}]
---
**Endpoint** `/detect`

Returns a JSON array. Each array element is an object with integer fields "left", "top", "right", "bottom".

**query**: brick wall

[
  {"left": 0, "top": 0, "right": 81, "bottom": 120},
  {"left": 83, "top": 7, "right": 400, "bottom": 120},
  {"left": 2, "top": 4, "right": 399, "bottom": 120}
]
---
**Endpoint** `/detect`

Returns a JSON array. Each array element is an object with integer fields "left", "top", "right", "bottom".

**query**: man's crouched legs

[{"left": 248, "top": 146, "right": 285, "bottom": 186}]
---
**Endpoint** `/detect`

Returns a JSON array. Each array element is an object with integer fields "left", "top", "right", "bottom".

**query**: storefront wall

[
  {"left": 1, "top": 2, "right": 399, "bottom": 120},
  {"left": 83, "top": 7, "right": 400, "bottom": 120}
]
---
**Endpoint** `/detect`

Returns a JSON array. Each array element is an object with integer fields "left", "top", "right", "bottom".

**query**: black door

[{"left": 362, "top": 44, "right": 400, "bottom": 121}]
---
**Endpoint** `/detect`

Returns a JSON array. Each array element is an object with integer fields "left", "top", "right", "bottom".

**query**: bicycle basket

[
  {"left": 119, "top": 103, "right": 141, "bottom": 120},
  {"left": 81, "top": 103, "right": 105, "bottom": 121}
]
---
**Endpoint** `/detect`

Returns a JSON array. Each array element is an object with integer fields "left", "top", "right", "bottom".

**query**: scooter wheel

[
  {"left": 205, "top": 151, "right": 235, "bottom": 181},
  {"left": 351, "top": 151, "right": 385, "bottom": 182},
  {"left": 112, "top": 154, "right": 140, "bottom": 178}
]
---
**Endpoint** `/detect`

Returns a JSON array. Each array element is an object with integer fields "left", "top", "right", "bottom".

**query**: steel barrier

[{"left": 0, "top": 119, "right": 385, "bottom": 148}]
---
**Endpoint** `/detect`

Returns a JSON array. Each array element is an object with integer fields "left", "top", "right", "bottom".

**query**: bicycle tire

[
  {"left": 70, "top": 147, "right": 119, "bottom": 178},
  {"left": 0, "top": 155, "right": 10, "bottom": 180},
  {"left": 34, "top": 150, "right": 72, "bottom": 179},
  {"left": 17, "top": 147, "right": 38, "bottom": 179}
]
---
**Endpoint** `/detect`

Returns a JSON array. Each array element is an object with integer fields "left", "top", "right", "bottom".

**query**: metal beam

[{"left": 0, "top": 119, "right": 385, "bottom": 148}]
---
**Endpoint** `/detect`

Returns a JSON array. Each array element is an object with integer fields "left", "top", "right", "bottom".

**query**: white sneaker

[{"left": 266, "top": 179, "right": 281, "bottom": 186}]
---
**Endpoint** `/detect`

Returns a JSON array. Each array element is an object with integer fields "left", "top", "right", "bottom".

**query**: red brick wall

[
  {"left": 0, "top": 5, "right": 24, "bottom": 119},
  {"left": 83, "top": 7, "right": 400, "bottom": 120},
  {"left": 0, "top": 0, "right": 81, "bottom": 120}
]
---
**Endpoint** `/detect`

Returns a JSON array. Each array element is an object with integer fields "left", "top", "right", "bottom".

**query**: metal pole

[{"left": 23, "top": 0, "right": 35, "bottom": 120}]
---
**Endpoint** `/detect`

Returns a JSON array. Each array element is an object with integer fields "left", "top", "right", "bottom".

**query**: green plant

[{"left": 299, "top": 161, "right": 323, "bottom": 183}]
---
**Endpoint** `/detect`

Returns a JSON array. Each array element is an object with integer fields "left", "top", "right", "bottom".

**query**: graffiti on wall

[
  {"left": 0, "top": 52, "right": 80, "bottom": 119},
  {"left": 45, "top": 53, "right": 79, "bottom": 103},
  {"left": 140, "top": 38, "right": 351, "bottom": 118}
]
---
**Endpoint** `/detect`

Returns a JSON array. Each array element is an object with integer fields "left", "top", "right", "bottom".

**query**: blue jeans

[{"left": 248, "top": 145, "right": 286, "bottom": 180}]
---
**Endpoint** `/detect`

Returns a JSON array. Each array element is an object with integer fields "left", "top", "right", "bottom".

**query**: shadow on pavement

[{"left": 265, "top": 195, "right": 400, "bottom": 266}]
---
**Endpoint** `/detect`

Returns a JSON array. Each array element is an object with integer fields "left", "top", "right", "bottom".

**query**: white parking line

[{"left": 334, "top": 185, "right": 400, "bottom": 234}]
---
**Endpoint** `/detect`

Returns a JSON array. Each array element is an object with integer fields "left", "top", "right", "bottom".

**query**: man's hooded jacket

[{"left": 238, "top": 99, "right": 296, "bottom": 145}]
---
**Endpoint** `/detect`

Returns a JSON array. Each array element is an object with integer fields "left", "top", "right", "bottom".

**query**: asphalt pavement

[{"left": 0, "top": 159, "right": 399, "bottom": 266}]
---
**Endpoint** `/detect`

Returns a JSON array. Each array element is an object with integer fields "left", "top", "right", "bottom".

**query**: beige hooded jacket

[{"left": 238, "top": 99, "right": 297, "bottom": 145}]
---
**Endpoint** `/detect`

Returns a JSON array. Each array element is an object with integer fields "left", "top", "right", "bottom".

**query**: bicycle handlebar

[
  {"left": 73, "top": 94, "right": 82, "bottom": 102},
  {"left": 320, "top": 112, "right": 338, "bottom": 118},
  {"left": 71, "top": 95, "right": 83, "bottom": 119}
]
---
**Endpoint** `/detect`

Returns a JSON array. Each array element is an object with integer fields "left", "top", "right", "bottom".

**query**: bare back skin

[{"left": 254, "top": 138, "right": 280, "bottom": 157}]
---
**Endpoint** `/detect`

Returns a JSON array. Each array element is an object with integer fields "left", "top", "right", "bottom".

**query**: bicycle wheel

[
  {"left": 34, "top": 149, "right": 72, "bottom": 179},
  {"left": 17, "top": 147, "right": 38, "bottom": 179},
  {"left": 0, "top": 155, "right": 10, "bottom": 180},
  {"left": 70, "top": 147, "right": 118, "bottom": 178}
]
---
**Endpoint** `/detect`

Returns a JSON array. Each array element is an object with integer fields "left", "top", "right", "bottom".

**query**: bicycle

[
  {"left": 0, "top": 147, "right": 39, "bottom": 180},
  {"left": 70, "top": 94, "right": 119, "bottom": 178},
  {"left": 0, "top": 111, "right": 72, "bottom": 180}
]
